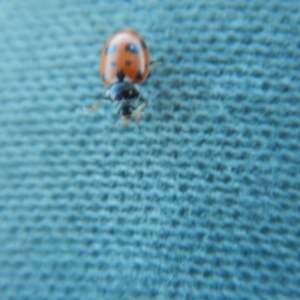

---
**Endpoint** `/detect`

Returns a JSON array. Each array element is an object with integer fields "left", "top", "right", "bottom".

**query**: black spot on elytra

[
  {"left": 117, "top": 69, "right": 125, "bottom": 81},
  {"left": 125, "top": 43, "right": 139, "bottom": 54},
  {"left": 125, "top": 60, "right": 132, "bottom": 66},
  {"left": 136, "top": 71, "right": 143, "bottom": 80},
  {"left": 110, "top": 61, "right": 116, "bottom": 67},
  {"left": 140, "top": 39, "right": 147, "bottom": 49},
  {"left": 105, "top": 45, "right": 117, "bottom": 55}
]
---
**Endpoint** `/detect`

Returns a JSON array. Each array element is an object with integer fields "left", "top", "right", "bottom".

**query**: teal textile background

[{"left": 0, "top": 1, "right": 299, "bottom": 299}]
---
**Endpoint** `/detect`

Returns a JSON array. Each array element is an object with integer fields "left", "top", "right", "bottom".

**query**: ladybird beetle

[{"left": 84, "top": 28, "right": 157, "bottom": 128}]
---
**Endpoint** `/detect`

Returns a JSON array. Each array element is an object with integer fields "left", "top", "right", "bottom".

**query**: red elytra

[{"left": 100, "top": 28, "right": 150, "bottom": 86}]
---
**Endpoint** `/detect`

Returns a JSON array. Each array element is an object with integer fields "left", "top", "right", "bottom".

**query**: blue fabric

[{"left": 0, "top": 1, "right": 300, "bottom": 299}]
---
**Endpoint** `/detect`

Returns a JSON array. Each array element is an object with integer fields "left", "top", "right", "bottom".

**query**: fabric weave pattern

[{"left": 0, "top": 1, "right": 299, "bottom": 299}]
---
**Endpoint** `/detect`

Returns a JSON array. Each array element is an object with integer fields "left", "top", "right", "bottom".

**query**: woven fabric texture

[{"left": 0, "top": 1, "right": 300, "bottom": 299}]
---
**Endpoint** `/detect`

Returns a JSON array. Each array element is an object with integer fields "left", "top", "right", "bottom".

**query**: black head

[
  {"left": 115, "top": 100, "right": 147, "bottom": 128},
  {"left": 116, "top": 100, "right": 135, "bottom": 118},
  {"left": 106, "top": 82, "right": 140, "bottom": 102}
]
